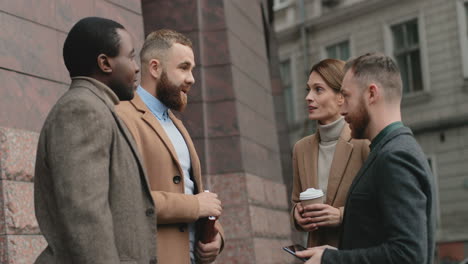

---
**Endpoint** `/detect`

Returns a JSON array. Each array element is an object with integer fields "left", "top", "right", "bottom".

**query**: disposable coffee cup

[{"left": 299, "top": 188, "right": 324, "bottom": 207}]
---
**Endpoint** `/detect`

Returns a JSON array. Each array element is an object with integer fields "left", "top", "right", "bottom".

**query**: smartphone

[{"left": 282, "top": 244, "right": 309, "bottom": 262}]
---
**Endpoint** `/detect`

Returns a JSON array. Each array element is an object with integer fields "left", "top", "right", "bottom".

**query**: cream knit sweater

[{"left": 317, "top": 117, "right": 345, "bottom": 196}]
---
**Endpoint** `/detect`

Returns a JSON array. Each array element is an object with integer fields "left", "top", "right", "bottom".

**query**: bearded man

[
  {"left": 295, "top": 53, "right": 436, "bottom": 264},
  {"left": 116, "top": 29, "right": 224, "bottom": 264}
]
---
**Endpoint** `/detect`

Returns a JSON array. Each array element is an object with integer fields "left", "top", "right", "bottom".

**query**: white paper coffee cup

[{"left": 299, "top": 188, "right": 324, "bottom": 207}]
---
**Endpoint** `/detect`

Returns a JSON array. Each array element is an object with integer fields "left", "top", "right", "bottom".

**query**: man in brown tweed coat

[{"left": 34, "top": 17, "right": 157, "bottom": 264}]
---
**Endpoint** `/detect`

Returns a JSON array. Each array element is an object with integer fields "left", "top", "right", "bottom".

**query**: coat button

[
  {"left": 146, "top": 208, "right": 155, "bottom": 217},
  {"left": 179, "top": 224, "right": 185, "bottom": 232},
  {"left": 173, "top": 175, "right": 181, "bottom": 184},
  {"left": 149, "top": 257, "right": 157, "bottom": 264}
]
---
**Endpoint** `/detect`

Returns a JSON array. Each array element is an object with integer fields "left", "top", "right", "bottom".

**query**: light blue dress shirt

[{"left": 137, "top": 86, "right": 196, "bottom": 262}]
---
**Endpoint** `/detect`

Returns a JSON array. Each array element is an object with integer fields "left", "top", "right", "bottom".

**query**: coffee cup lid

[{"left": 299, "top": 188, "right": 324, "bottom": 200}]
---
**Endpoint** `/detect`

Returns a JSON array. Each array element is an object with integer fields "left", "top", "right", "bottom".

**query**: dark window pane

[
  {"left": 326, "top": 46, "right": 337, "bottom": 59},
  {"left": 339, "top": 41, "right": 350, "bottom": 60},
  {"left": 410, "top": 50, "right": 423, "bottom": 92},
  {"left": 391, "top": 24, "right": 405, "bottom": 51},
  {"left": 284, "top": 87, "right": 295, "bottom": 123},
  {"left": 392, "top": 19, "right": 423, "bottom": 94},
  {"left": 280, "top": 60, "right": 295, "bottom": 123},
  {"left": 407, "top": 19, "right": 419, "bottom": 46},
  {"left": 465, "top": 3, "right": 468, "bottom": 35},
  {"left": 326, "top": 41, "right": 350, "bottom": 60},
  {"left": 280, "top": 60, "right": 291, "bottom": 85},
  {"left": 396, "top": 55, "right": 410, "bottom": 94}
]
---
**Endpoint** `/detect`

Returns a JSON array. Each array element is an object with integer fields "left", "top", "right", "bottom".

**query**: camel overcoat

[
  {"left": 117, "top": 94, "right": 224, "bottom": 263},
  {"left": 291, "top": 124, "right": 369, "bottom": 247}
]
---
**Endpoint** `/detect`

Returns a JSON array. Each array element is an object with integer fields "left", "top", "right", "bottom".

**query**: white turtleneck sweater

[{"left": 317, "top": 117, "right": 345, "bottom": 196}]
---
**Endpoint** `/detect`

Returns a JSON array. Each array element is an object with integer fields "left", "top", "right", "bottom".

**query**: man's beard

[
  {"left": 349, "top": 99, "right": 370, "bottom": 140},
  {"left": 156, "top": 71, "right": 187, "bottom": 112}
]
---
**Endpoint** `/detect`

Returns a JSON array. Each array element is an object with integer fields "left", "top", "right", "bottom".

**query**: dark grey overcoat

[{"left": 322, "top": 126, "right": 436, "bottom": 264}]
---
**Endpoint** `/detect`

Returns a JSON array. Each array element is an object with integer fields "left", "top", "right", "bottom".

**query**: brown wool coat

[
  {"left": 34, "top": 78, "right": 157, "bottom": 264},
  {"left": 291, "top": 124, "right": 370, "bottom": 247},
  {"left": 116, "top": 94, "right": 224, "bottom": 263}
]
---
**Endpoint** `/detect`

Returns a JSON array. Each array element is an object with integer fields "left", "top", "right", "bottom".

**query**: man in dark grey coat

[
  {"left": 297, "top": 53, "right": 436, "bottom": 264},
  {"left": 34, "top": 17, "right": 157, "bottom": 264}
]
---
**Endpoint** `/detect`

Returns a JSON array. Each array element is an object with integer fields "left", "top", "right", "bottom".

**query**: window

[
  {"left": 325, "top": 40, "right": 350, "bottom": 60},
  {"left": 465, "top": 2, "right": 468, "bottom": 32},
  {"left": 391, "top": 19, "right": 424, "bottom": 94},
  {"left": 274, "top": 0, "right": 290, "bottom": 9},
  {"left": 280, "top": 59, "right": 295, "bottom": 124},
  {"left": 457, "top": 0, "right": 468, "bottom": 79}
]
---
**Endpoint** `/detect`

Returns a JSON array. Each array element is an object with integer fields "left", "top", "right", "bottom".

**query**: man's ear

[
  {"left": 149, "top": 59, "right": 162, "bottom": 79},
  {"left": 367, "top": 83, "right": 380, "bottom": 105},
  {"left": 97, "top": 54, "right": 112, "bottom": 74},
  {"left": 336, "top": 92, "right": 344, "bottom": 106}
]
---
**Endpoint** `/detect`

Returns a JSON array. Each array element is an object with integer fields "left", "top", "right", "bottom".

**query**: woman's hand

[
  {"left": 294, "top": 203, "right": 319, "bottom": 232},
  {"left": 301, "top": 204, "right": 341, "bottom": 228}
]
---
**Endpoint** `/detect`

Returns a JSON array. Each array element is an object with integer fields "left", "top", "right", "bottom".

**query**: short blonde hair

[
  {"left": 140, "top": 29, "right": 192, "bottom": 65},
  {"left": 344, "top": 52, "right": 402, "bottom": 102}
]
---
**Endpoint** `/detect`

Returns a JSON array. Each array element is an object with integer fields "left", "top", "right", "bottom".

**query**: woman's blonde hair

[{"left": 309, "top": 58, "right": 345, "bottom": 93}]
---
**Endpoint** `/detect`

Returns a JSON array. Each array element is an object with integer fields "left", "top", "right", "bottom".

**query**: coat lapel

[
  {"left": 75, "top": 79, "right": 154, "bottom": 204},
  {"left": 170, "top": 112, "right": 202, "bottom": 191},
  {"left": 131, "top": 95, "right": 184, "bottom": 176},
  {"left": 326, "top": 125, "right": 353, "bottom": 204},
  {"left": 344, "top": 127, "right": 408, "bottom": 204},
  {"left": 304, "top": 134, "right": 319, "bottom": 188},
  {"left": 111, "top": 110, "right": 154, "bottom": 204},
  {"left": 345, "top": 147, "right": 377, "bottom": 201}
]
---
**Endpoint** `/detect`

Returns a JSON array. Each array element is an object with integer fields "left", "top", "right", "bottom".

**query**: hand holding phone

[{"left": 282, "top": 244, "right": 309, "bottom": 262}]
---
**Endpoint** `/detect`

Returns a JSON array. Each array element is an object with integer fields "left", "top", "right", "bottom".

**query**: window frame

[
  {"left": 383, "top": 11, "right": 430, "bottom": 102},
  {"left": 273, "top": 0, "right": 293, "bottom": 11},
  {"left": 325, "top": 40, "right": 351, "bottom": 60},
  {"left": 456, "top": 0, "right": 468, "bottom": 79},
  {"left": 320, "top": 35, "right": 353, "bottom": 61},
  {"left": 279, "top": 57, "right": 297, "bottom": 125}
]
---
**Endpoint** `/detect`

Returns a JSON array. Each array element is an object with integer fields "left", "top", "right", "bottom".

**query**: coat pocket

[{"left": 348, "top": 192, "right": 378, "bottom": 224}]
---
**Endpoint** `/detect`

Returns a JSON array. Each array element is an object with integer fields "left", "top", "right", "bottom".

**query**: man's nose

[
  {"left": 340, "top": 105, "right": 347, "bottom": 116},
  {"left": 186, "top": 72, "right": 195, "bottom": 85},
  {"left": 134, "top": 61, "right": 140, "bottom": 74},
  {"left": 340, "top": 108, "right": 347, "bottom": 116}
]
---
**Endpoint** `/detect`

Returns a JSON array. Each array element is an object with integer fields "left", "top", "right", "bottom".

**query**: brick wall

[{"left": 0, "top": 0, "right": 145, "bottom": 261}]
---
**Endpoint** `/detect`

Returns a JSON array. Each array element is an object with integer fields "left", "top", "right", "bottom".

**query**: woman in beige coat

[{"left": 291, "top": 59, "right": 369, "bottom": 247}]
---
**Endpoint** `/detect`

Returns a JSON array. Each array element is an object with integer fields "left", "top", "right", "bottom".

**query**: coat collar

[
  {"left": 345, "top": 126, "right": 412, "bottom": 199},
  {"left": 70, "top": 77, "right": 120, "bottom": 107},
  {"left": 303, "top": 124, "right": 353, "bottom": 205},
  {"left": 129, "top": 94, "right": 201, "bottom": 181},
  {"left": 168, "top": 111, "right": 201, "bottom": 182},
  {"left": 326, "top": 124, "right": 353, "bottom": 204},
  {"left": 69, "top": 78, "right": 154, "bottom": 205},
  {"left": 131, "top": 94, "right": 182, "bottom": 174},
  {"left": 303, "top": 133, "right": 319, "bottom": 189}
]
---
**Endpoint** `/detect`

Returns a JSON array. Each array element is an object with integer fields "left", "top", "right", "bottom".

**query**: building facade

[{"left": 274, "top": 0, "right": 468, "bottom": 263}]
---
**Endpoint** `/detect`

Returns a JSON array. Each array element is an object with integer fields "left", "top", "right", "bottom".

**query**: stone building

[
  {"left": 274, "top": 0, "right": 468, "bottom": 262},
  {"left": 0, "top": 0, "right": 300, "bottom": 263}
]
